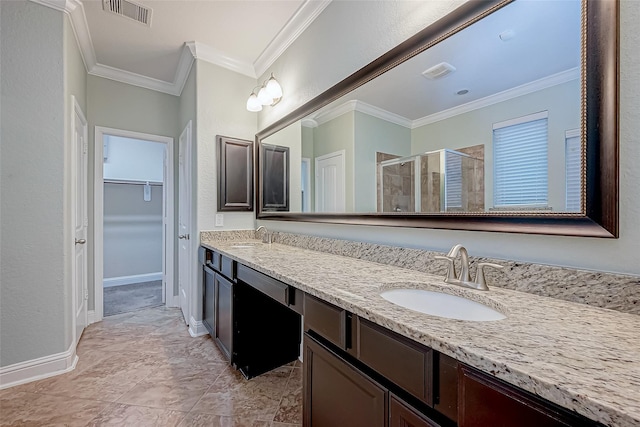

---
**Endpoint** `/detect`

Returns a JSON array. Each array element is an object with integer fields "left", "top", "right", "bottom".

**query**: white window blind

[
  {"left": 565, "top": 129, "right": 582, "bottom": 212},
  {"left": 493, "top": 112, "right": 548, "bottom": 207},
  {"left": 445, "top": 150, "right": 462, "bottom": 210}
]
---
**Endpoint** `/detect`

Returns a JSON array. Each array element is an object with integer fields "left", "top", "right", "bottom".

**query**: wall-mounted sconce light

[{"left": 246, "top": 73, "right": 282, "bottom": 112}]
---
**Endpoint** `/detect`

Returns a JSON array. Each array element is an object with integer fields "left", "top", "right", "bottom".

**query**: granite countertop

[{"left": 201, "top": 239, "right": 640, "bottom": 427}]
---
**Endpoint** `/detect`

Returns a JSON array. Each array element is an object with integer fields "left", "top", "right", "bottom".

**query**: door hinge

[
  {"left": 84, "top": 289, "right": 89, "bottom": 300},
  {"left": 83, "top": 142, "right": 88, "bottom": 154}
]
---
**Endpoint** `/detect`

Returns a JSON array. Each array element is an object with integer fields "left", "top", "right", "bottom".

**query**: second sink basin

[
  {"left": 229, "top": 242, "right": 259, "bottom": 248},
  {"left": 380, "top": 288, "right": 506, "bottom": 321}
]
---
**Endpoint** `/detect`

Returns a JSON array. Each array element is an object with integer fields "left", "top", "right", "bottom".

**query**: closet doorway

[{"left": 94, "top": 127, "right": 175, "bottom": 321}]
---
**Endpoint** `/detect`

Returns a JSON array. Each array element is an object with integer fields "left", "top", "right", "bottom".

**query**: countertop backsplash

[{"left": 200, "top": 230, "right": 639, "bottom": 315}]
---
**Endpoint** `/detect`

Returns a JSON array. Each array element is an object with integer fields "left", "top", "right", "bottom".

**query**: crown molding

[
  {"left": 353, "top": 101, "right": 413, "bottom": 128},
  {"left": 254, "top": 0, "right": 332, "bottom": 78},
  {"left": 172, "top": 44, "right": 196, "bottom": 94},
  {"left": 301, "top": 118, "right": 318, "bottom": 128},
  {"left": 411, "top": 67, "right": 580, "bottom": 128},
  {"left": 89, "top": 62, "right": 186, "bottom": 96},
  {"left": 187, "top": 41, "right": 256, "bottom": 78},
  {"left": 312, "top": 100, "right": 357, "bottom": 125},
  {"left": 306, "top": 68, "right": 579, "bottom": 130},
  {"left": 31, "top": 0, "right": 97, "bottom": 71},
  {"left": 30, "top": 0, "right": 329, "bottom": 95},
  {"left": 31, "top": 0, "right": 190, "bottom": 96},
  {"left": 312, "top": 100, "right": 412, "bottom": 128}
]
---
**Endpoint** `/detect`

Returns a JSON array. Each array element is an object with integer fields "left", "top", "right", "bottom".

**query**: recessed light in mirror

[{"left": 456, "top": 89, "right": 469, "bottom": 95}]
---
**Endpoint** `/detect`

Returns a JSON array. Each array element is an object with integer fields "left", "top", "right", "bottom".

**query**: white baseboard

[
  {"left": 87, "top": 310, "right": 96, "bottom": 325},
  {"left": 103, "top": 272, "right": 162, "bottom": 287},
  {"left": 188, "top": 316, "right": 209, "bottom": 337},
  {"left": 0, "top": 343, "right": 78, "bottom": 389}
]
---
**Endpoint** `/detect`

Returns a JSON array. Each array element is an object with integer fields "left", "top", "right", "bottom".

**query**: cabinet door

[
  {"left": 202, "top": 266, "right": 216, "bottom": 337},
  {"left": 215, "top": 273, "right": 234, "bottom": 361},
  {"left": 390, "top": 395, "right": 440, "bottom": 427},
  {"left": 217, "top": 135, "right": 253, "bottom": 211},
  {"left": 459, "top": 365, "right": 598, "bottom": 427},
  {"left": 303, "top": 333, "right": 387, "bottom": 427}
]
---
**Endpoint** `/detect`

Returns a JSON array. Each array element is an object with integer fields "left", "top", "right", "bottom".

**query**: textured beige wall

[
  {"left": 1, "top": 1, "right": 68, "bottom": 366},
  {"left": 86, "top": 75, "right": 180, "bottom": 310}
]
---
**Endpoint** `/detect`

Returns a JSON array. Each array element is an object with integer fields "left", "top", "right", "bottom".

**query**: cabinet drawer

[
  {"left": 221, "top": 255, "right": 235, "bottom": 280},
  {"left": 205, "top": 250, "right": 221, "bottom": 272},
  {"left": 357, "top": 317, "right": 433, "bottom": 406},
  {"left": 236, "top": 264, "right": 290, "bottom": 305},
  {"left": 304, "top": 294, "right": 347, "bottom": 350}
]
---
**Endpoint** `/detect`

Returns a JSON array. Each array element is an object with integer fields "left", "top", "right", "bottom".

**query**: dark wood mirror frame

[{"left": 255, "top": 0, "right": 619, "bottom": 238}]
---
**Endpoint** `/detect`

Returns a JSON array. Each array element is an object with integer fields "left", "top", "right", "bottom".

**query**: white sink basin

[
  {"left": 229, "top": 242, "right": 259, "bottom": 248},
  {"left": 380, "top": 289, "right": 506, "bottom": 321}
]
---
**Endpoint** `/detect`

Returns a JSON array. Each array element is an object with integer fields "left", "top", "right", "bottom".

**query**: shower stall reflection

[{"left": 377, "top": 149, "right": 484, "bottom": 213}]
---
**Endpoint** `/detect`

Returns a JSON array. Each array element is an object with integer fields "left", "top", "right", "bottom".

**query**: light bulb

[
  {"left": 257, "top": 86, "right": 272, "bottom": 105},
  {"left": 246, "top": 93, "right": 262, "bottom": 112},
  {"left": 265, "top": 74, "right": 283, "bottom": 99}
]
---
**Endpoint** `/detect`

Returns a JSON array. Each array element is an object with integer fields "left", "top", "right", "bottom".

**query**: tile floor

[{"left": 0, "top": 306, "right": 302, "bottom": 426}]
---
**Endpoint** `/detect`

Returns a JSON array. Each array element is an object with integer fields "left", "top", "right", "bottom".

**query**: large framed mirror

[{"left": 256, "top": 0, "right": 618, "bottom": 237}]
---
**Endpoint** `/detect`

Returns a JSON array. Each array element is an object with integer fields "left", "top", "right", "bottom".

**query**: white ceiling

[{"left": 38, "top": 0, "right": 330, "bottom": 94}]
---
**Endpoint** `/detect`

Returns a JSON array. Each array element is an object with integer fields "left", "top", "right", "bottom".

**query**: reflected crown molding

[
  {"left": 413, "top": 67, "right": 580, "bottom": 128},
  {"left": 301, "top": 118, "right": 319, "bottom": 128},
  {"left": 306, "top": 67, "right": 580, "bottom": 130},
  {"left": 311, "top": 100, "right": 413, "bottom": 128}
]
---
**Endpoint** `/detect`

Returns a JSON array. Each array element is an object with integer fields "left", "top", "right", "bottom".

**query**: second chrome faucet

[{"left": 434, "top": 244, "right": 503, "bottom": 291}]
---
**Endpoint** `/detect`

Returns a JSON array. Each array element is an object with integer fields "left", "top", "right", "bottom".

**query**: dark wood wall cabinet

[
  {"left": 200, "top": 246, "right": 604, "bottom": 426},
  {"left": 217, "top": 135, "right": 253, "bottom": 211}
]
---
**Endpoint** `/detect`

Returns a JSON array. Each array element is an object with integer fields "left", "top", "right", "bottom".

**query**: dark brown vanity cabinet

[
  {"left": 304, "top": 332, "right": 388, "bottom": 427},
  {"left": 214, "top": 272, "right": 234, "bottom": 361},
  {"left": 302, "top": 295, "right": 601, "bottom": 427},
  {"left": 201, "top": 247, "right": 301, "bottom": 379},
  {"left": 303, "top": 296, "right": 445, "bottom": 427},
  {"left": 458, "top": 365, "right": 600, "bottom": 427},
  {"left": 390, "top": 394, "right": 440, "bottom": 427}
]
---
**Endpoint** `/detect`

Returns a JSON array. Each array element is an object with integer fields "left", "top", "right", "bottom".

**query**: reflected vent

[
  {"left": 103, "top": 0, "right": 152, "bottom": 27},
  {"left": 422, "top": 62, "right": 456, "bottom": 80}
]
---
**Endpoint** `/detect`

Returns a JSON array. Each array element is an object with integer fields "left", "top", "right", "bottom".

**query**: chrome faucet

[
  {"left": 255, "top": 225, "right": 272, "bottom": 244},
  {"left": 434, "top": 244, "right": 503, "bottom": 291}
]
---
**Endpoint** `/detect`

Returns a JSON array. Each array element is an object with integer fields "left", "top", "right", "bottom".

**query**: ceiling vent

[
  {"left": 103, "top": 0, "right": 152, "bottom": 27},
  {"left": 422, "top": 62, "right": 456, "bottom": 80}
]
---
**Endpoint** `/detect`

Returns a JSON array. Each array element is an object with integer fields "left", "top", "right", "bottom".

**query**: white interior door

[
  {"left": 72, "top": 98, "right": 88, "bottom": 344},
  {"left": 315, "top": 150, "right": 345, "bottom": 212},
  {"left": 178, "top": 123, "right": 192, "bottom": 325}
]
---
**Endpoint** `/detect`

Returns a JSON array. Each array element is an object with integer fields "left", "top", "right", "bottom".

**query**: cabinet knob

[{"left": 178, "top": 234, "right": 190, "bottom": 240}]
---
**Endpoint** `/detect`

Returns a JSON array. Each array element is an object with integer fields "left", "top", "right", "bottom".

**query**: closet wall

[{"left": 103, "top": 136, "right": 165, "bottom": 286}]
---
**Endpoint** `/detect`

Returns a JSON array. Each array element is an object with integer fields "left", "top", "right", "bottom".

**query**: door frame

[
  {"left": 178, "top": 121, "right": 193, "bottom": 326},
  {"left": 301, "top": 157, "right": 311, "bottom": 212},
  {"left": 93, "top": 126, "right": 176, "bottom": 322},
  {"left": 71, "top": 95, "right": 88, "bottom": 345},
  {"left": 315, "top": 150, "right": 346, "bottom": 212}
]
